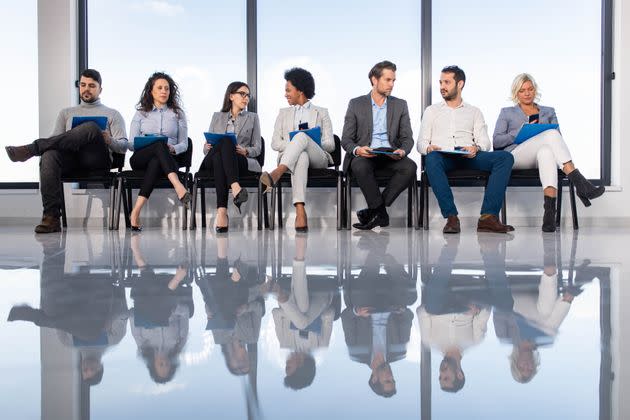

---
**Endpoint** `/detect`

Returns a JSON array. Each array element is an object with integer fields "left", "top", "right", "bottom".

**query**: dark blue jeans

[{"left": 424, "top": 150, "right": 514, "bottom": 218}]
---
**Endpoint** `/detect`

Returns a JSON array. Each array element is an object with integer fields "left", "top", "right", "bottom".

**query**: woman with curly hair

[
  {"left": 260, "top": 67, "right": 335, "bottom": 232},
  {"left": 128, "top": 72, "right": 191, "bottom": 231}
]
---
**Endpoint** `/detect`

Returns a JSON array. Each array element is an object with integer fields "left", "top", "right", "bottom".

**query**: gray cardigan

[
  {"left": 492, "top": 104, "right": 558, "bottom": 152},
  {"left": 207, "top": 111, "right": 262, "bottom": 173}
]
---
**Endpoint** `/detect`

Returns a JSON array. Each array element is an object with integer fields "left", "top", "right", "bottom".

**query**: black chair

[
  {"left": 113, "top": 138, "right": 193, "bottom": 231},
  {"left": 59, "top": 151, "right": 125, "bottom": 230},
  {"left": 268, "top": 135, "right": 344, "bottom": 231},
  {"left": 501, "top": 169, "right": 578, "bottom": 229},
  {"left": 344, "top": 153, "right": 418, "bottom": 230},
  {"left": 190, "top": 137, "right": 269, "bottom": 231},
  {"left": 419, "top": 155, "right": 491, "bottom": 230}
]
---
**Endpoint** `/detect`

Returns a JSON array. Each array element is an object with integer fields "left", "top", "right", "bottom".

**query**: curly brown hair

[{"left": 136, "top": 72, "right": 183, "bottom": 116}]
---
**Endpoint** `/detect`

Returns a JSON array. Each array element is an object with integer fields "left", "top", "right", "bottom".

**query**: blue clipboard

[
  {"left": 370, "top": 147, "right": 398, "bottom": 155},
  {"left": 204, "top": 132, "right": 237, "bottom": 145},
  {"left": 514, "top": 124, "right": 559, "bottom": 144},
  {"left": 289, "top": 126, "right": 322, "bottom": 147},
  {"left": 134, "top": 135, "right": 168, "bottom": 150},
  {"left": 71, "top": 116, "right": 108, "bottom": 130},
  {"left": 436, "top": 149, "right": 470, "bottom": 155}
]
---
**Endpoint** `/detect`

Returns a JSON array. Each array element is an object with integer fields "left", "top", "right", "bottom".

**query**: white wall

[{"left": 0, "top": 0, "right": 627, "bottom": 228}]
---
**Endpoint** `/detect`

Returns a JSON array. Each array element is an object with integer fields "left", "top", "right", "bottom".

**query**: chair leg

[
  {"left": 501, "top": 194, "right": 507, "bottom": 225},
  {"left": 418, "top": 177, "right": 424, "bottom": 228},
  {"left": 124, "top": 184, "right": 132, "bottom": 229},
  {"left": 407, "top": 184, "right": 412, "bottom": 228},
  {"left": 263, "top": 193, "right": 270, "bottom": 228},
  {"left": 336, "top": 174, "right": 342, "bottom": 231},
  {"left": 108, "top": 180, "right": 116, "bottom": 230},
  {"left": 277, "top": 183, "right": 283, "bottom": 229},
  {"left": 182, "top": 198, "right": 188, "bottom": 231},
  {"left": 59, "top": 182, "right": 68, "bottom": 228},
  {"left": 422, "top": 174, "right": 429, "bottom": 230},
  {"left": 114, "top": 177, "right": 123, "bottom": 230},
  {"left": 269, "top": 186, "right": 276, "bottom": 230},
  {"left": 413, "top": 180, "right": 419, "bottom": 230},
  {"left": 556, "top": 179, "right": 563, "bottom": 228},
  {"left": 257, "top": 182, "right": 263, "bottom": 231},
  {"left": 190, "top": 178, "right": 198, "bottom": 230},
  {"left": 345, "top": 175, "right": 352, "bottom": 230},
  {"left": 569, "top": 181, "right": 579, "bottom": 230},
  {"left": 201, "top": 181, "right": 207, "bottom": 228}
]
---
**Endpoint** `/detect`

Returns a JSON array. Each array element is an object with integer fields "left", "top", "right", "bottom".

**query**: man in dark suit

[
  {"left": 341, "top": 61, "right": 417, "bottom": 230},
  {"left": 341, "top": 233, "right": 416, "bottom": 397}
]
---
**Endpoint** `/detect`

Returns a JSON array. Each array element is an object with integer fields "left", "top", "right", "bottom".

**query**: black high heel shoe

[
  {"left": 216, "top": 215, "right": 229, "bottom": 233},
  {"left": 233, "top": 189, "right": 248, "bottom": 214},
  {"left": 131, "top": 225, "right": 142, "bottom": 232},
  {"left": 179, "top": 191, "right": 191, "bottom": 209}
]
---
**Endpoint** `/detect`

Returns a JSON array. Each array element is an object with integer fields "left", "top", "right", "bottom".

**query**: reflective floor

[{"left": 0, "top": 225, "right": 625, "bottom": 419}]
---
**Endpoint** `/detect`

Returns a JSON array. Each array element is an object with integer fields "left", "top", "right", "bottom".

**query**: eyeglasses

[{"left": 234, "top": 91, "right": 251, "bottom": 99}]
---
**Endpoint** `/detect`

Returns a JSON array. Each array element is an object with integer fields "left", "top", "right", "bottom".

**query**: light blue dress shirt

[
  {"left": 370, "top": 96, "right": 390, "bottom": 149},
  {"left": 129, "top": 105, "right": 188, "bottom": 154}
]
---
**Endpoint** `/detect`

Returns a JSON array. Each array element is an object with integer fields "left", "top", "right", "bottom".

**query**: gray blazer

[
  {"left": 341, "top": 93, "right": 414, "bottom": 170},
  {"left": 208, "top": 111, "right": 262, "bottom": 172},
  {"left": 493, "top": 104, "right": 558, "bottom": 152}
]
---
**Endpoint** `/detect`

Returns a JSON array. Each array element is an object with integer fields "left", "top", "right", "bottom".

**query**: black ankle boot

[
  {"left": 567, "top": 169, "right": 605, "bottom": 207},
  {"left": 542, "top": 196, "right": 556, "bottom": 232}
]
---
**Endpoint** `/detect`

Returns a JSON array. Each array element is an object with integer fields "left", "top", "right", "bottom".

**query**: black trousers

[
  {"left": 200, "top": 137, "right": 251, "bottom": 208},
  {"left": 38, "top": 122, "right": 111, "bottom": 217},
  {"left": 349, "top": 155, "right": 417, "bottom": 209},
  {"left": 130, "top": 142, "right": 181, "bottom": 198}
]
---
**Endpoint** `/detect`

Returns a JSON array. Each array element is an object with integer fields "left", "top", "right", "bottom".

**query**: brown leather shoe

[
  {"left": 477, "top": 214, "right": 512, "bottom": 233},
  {"left": 34, "top": 215, "right": 61, "bottom": 234},
  {"left": 5, "top": 145, "right": 35, "bottom": 162},
  {"left": 443, "top": 215, "right": 461, "bottom": 234}
]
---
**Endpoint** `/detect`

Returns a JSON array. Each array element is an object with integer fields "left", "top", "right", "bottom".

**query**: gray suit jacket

[
  {"left": 341, "top": 93, "right": 414, "bottom": 170},
  {"left": 208, "top": 111, "right": 262, "bottom": 172},
  {"left": 492, "top": 104, "right": 558, "bottom": 152}
]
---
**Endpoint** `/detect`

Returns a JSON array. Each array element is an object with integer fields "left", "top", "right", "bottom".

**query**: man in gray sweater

[{"left": 5, "top": 69, "right": 128, "bottom": 233}]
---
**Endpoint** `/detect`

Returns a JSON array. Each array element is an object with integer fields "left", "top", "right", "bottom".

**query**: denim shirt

[
  {"left": 129, "top": 105, "right": 188, "bottom": 154},
  {"left": 370, "top": 96, "right": 390, "bottom": 149}
]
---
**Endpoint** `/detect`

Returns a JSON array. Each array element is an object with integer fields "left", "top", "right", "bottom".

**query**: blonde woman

[{"left": 493, "top": 73, "right": 604, "bottom": 232}]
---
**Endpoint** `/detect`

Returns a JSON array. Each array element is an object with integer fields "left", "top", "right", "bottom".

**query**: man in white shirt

[{"left": 418, "top": 66, "right": 514, "bottom": 234}]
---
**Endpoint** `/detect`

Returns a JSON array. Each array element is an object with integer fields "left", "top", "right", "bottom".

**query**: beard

[
  {"left": 81, "top": 93, "right": 97, "bottom": 103},
  {"left": 440, "top": 87, "right": 457, "bottom": 101}
]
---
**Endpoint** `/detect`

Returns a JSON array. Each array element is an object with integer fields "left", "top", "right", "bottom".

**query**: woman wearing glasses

[{"left": 201, "top": 82, "right": 262, "bottom": 232}]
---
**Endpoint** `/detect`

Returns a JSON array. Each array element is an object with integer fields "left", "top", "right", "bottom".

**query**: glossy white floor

[{"left": 0, "top": 225, "right": 627, "bottom": 419}]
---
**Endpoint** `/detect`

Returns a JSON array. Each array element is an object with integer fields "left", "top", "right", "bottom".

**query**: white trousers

[
  {"left": 278, "top": 132, "right": 329, "bottom": 204},
  {"left": 511, "top": 129, "right": 573, "bottom": 190}
]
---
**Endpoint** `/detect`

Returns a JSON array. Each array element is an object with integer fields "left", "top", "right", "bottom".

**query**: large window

[
  {"left": 0, "top": 2, "right": 39, "bottom": 183},
  {"left": 432, "top": 0, "right": 602, "bottom": 179},
  {"left": 257, "top": 0, "right": 421, "bottom": 169},
  {"left": 88, "top": 0, "right": 247, "bottom": 172}
]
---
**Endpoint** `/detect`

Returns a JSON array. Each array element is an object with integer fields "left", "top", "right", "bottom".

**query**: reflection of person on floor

[
  {"left": 270, "top": 235, "right": 335, "bottom": 390},
  {"left": 419, "top": 235, "right": 514, "bottom": 392},
  {"left": 493, "top": 235, "right": 576, "bottom": 383},
  {"left": 129, "top": 234, "right": 192, "bottom": 383},
  {"left": 7, "top": 234, "right": 128, "bottom": 386},
  {"left": 342, "top": 233, "right": 416, "bottom": 398},
  {"left": 196, "top": 236, "right": 265, "bottom": 377}
]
